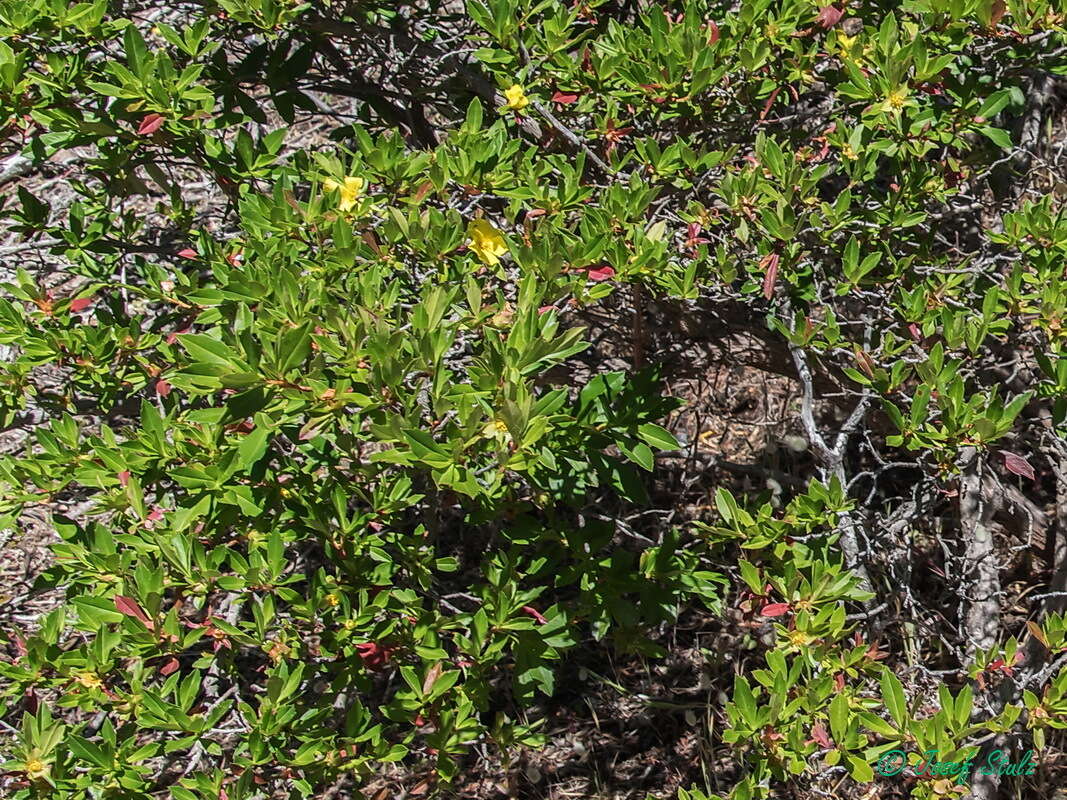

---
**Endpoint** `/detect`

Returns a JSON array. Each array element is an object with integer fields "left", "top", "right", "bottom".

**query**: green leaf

[
  {"left": 847, "top": 754, "right": 874, "bottom": 782},
  {"left": 237, "top": 425, "right": 271, "bottom": 471},
  {"left": 828, "top": 693, "right": 849, "bottom": 743},
  {"left": 979, "top": 125, "right": 1012, "bottom": 149},
  {"left": 637, "top": 422, "right": 678, "bottom": 450},
  {"left": 881, "top": 668, "right": 908, "bottom": 728}
]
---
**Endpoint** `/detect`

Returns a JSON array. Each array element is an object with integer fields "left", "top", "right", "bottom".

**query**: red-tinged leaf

[
  {"left": 1028, "top": 620, "right": 1049, "bottom": 649},
  {"left": 810, "top": 721, "right": 833, "bottom": 748},
  {"left": 707, "top": 21, "right": 720, "bottom": 44},
  {"left": 159, "top": 657, "right": 179, "bottom": 676},
  {"left": 412, "top": 180, "right": 434, "bottom": 203},
  {"left": 138, "top": 114, "right": 166, "bottom": 135},
  {"left": 177, "top": 248, "right": 198, "bottom": 259},
  {"left": 522, "top": 605, "right": 548, "bottom": 624},
  {"left": 114, "top": 595, "right": 153, "bottom": 628},
  {"left": 855, "top": 349, "right": 876, "bottom": 378},
  {"left": 581, "top": 47, "right": 593, "bottom": 73},
  {"left": 166, "top": 326, "right": 191, "bottom": 345},
  {"left": 117, "top": 470, "right": 130, "bottom": 487},
  {"left": 815, "top": 5, "right": 845, "bottom": 28},
  {"left": 552, "top": 91, "right": 579, "bottom": 105},
  {"left": 70, "top": 296, "right": 94, "bottom": 312},
  {"left": 989, "top": 658, "right": 1005, "bottom": 670},
  {"left": 760, "top": 252, "right": 780, "bottom": 299},
  {"left": 298, "top": 421, "right": 321, "bottom": 441},
  {"left": 586, "top": 265, "right": 616, "bottom": 282},
  {"left": 155, "top": 378, "right": 172, "bottom": 397},
  {"left": 990, "top": 0, "right": 1006, "bottom": 26},
  {"left": 538, "top": 305, "right": 556, "bottom": 314},
  {"left": 355, "top": 641, "right": 394, "bottom": 670},
  {"left": 908, "top": 323, "right": 922, "bottom": 341},
  {"left": 761, "top": 602, "right": 791, "bottom": 617},
  {"left": 1001, "top": 451, "right": 1035, "bottom": 480},
  {"left": 759, "top": 86, "right": 782, "bottom": 121},
  {"left": 834, "top": 673, "right": 845, "bottom": 691},
  {"left": 422, "top": 663, "right": 444, "bottom": 694}
]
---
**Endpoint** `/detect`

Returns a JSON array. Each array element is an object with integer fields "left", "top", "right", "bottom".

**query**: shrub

[{"left": 0, "top": 1, "right": 1066, "bottom": 799}]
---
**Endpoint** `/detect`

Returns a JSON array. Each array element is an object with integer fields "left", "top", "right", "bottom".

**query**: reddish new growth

[{"left": 356, "top": 641, "right": 396, "bottom": 669}]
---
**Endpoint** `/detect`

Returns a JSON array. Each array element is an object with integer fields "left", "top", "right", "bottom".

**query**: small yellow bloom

[
  {"left": 484, "top": 419, "right": 510, "bottom": 438},
  {"left": 325, "top": 592, "right": 340, "bottom": 607},
  {"left": 838, "top": 34, "right": 873, "bottom": 65},
  {"left": 74, "top": 671, "right": 103, "bottom": 689},
  {"left": 882, "top": 88, "right": 909, "bottom": 113},
  {"left": 24, "top": 759, "right": 48, "bottom": 779},
  {"left": 503, "top": 84, "right": 529, "bottom": 111},
  {"left": 841, "top": 143, "right": 858, "bottom": 160},
  {"left": 787, "top": 629, "right": 813, "bottom": 648},
  {"left": 468, "top": 219, "right": 509, "bottom": 266},
  {"left": 323, "top": 176, "right": 364, "bottom": 212},
  {"left": 343, "top": 618, "right": 357, "bottom": 630}
]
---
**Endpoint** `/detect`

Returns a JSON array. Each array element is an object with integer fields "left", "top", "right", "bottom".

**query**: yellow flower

[
  {"left": 468, "top": 219, "right": 508, "bottom": 266},
  {"left": 503, "top": 84, "right": 529, "bottom": 111},
  {"left": 325, "top": 592, "right": 340, "bottom": 607},
  {"left": 74, "top": 671, "right": 103, "bottom": 689},
  {"left": 323, "top": 176, "right": 364, "bottom": 212},
  {"left": 882, "top": 88, "right": 909, "bottom": 113},
  {"left": 838, "top": 34, "right": 873, "bottom": 65},
  {"left": 483, "top": 419, "right": 509, "bottom": 438},
  {"left": 787, "top": 629, "right": 813, "bottom": 648},
  {"left": 841, "top": 142, "right": 858, "bottom": 160},
  {"left": 24, "top": 759, "right": 48, "bottom": 779}
]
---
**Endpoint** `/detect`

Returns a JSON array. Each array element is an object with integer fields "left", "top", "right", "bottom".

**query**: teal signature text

[{"left": 874, "top": 748, "right": 1037, "bottom": 784}]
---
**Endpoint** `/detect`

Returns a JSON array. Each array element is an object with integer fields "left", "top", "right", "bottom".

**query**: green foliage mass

[{"left": 0, "top": 1, "right": 1066, "bottom": 799}]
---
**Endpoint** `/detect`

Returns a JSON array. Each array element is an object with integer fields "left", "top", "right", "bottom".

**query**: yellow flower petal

[
  {"left": 24, "top": 759, "right": 48, "bottom": 779},
  {"left": 882, "top": 88, "right": 909, "bottom": 113},
  {"left": 74, "top": 671, "right": 102, "bottom": 689},
  {"left": 504, "top": 84, "right": 529, "bottom": 111},
  {"left": 483, "top": 419, "right": 510, "bottom": 437},
  {"left": 468, "top": 219, "right": 508, "bottom": 266},
  {"left": 324, "top": 176, "right": 364, "bottom": 212}
]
